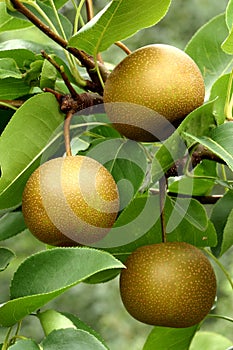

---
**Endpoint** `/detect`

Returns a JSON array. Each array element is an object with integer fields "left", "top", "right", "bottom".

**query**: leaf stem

[
  {"left": 207, "top": 314, "right": 233, "bottom": 323},
  {"left": 203, "top": 248, "right": 233, "bottom": 290},
  {"left": 115, "top": 41, "right": 132, "bottom": 55},
  {"left": 159, "top": 176, "right": 167, "bottom": 243}
]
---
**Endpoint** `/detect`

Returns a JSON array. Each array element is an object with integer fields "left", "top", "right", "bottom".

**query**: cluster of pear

[{"left": 22, "top": 44, "right": 216, "bottom": 329}]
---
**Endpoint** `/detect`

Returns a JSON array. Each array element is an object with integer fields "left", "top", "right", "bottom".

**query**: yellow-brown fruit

[
  {"left": 22, "top": 156, "right": 119, "bottom": 246},
  {"left": 104, "top": 44, "right": 205, "bottom": 141},
  {"left": 120, "top": 242, "right": 216, "bottom": 328}
]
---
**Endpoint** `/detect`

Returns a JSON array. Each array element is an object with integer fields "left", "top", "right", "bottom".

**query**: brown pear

[
  {"left": 22, "top": 156, "right": 119, "bottom": 246},
  {"left": 104, "top": 44, "right": 205, "bottom": 141},
  {"left": 120, "top": 242, "right": 216, "bottom": 328}
]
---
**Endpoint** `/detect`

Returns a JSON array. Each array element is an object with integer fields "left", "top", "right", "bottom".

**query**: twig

[{"left": 41, "top": 50, "right": 78, "bottom": 98}]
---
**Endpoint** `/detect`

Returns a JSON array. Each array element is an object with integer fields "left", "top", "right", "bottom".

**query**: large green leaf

[
  {"left": 151, "top": 100, "right": 217, "bottom": 183},
  {"left": 0, "top": 247, "right": 124, "bottom": 327},
  {"left": 185, "top": 14, "right": 233, "bottom": 94},
  {"left": 143, "top": 325, "right": 198, "bottom": 350},
  {"left": 0, "top": 93, "right": 64, "bottom": 212},
  {"left": 68, "top": 0, "right": 171, "bottom": 55},
  {"left": 184, "top": 122, "right": 233, "bottom": 173},
  {"left": 42, "top": 328, "right": 108, "bottom": 350}
]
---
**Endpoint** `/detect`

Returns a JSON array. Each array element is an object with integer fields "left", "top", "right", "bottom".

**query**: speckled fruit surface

[
  {"left": 22, "top": 156, "right": 119, "bottom": 246},
  {"left": 104, "top": 44, "right": 205, "bottom": 141},
  {"left": 120, "top": 242, "right": 216, "bottom": 328}
]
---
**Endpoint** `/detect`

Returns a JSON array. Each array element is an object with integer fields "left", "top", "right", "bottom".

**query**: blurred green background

[{"left": 0, "top": 0, "right": 232, "bottom": 349}]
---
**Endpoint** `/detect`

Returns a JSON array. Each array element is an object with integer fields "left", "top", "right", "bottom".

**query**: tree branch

[{"left": 10, "top": 0, "right": 109, "bottom": 94}]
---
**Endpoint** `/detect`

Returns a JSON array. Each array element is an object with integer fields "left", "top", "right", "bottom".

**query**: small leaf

[
  {"left": 219, "top": 209, "right": 233, "bottom": 255},
  {"left": 221, "top": 0, "right": 233, "bottom": 54},
  {"left": 143, "top": 325, "right": 198, "bottom": 350},
  {"left": 0, "top": 247, "right": 124, "bottom": 326},
  {"left": 37, "top": 309, "right": 76, "bottom": 336},
  {"left": 0, "top": 3, "right": 31, "bottom": 33},
  {"left": 42, "top": 328, "right": 108, "bottom": 350},
  {"left": 0, "top": 58, "right": 22, "bottom": 79},
  {"left": 0, "top": 211, "right": 26, "bottom": 241},
  {"left": 0, "top": 93, "right": 64, "bottom": 211},
  {"left": 209, "top": 73, "right": 230, "bottom": 125},
  {"left": 68, "top": 0, "right": 171, "bottom": 55},
  {"left": 0, "top": 247, "right": 15, "bottom": 271},
  {"left": 8, "top": 339, "right": 40, "bottom": 349},
  {"left": 0, "top": 77, "right": 31, "bottom": 99},
  {"left": 40, "top": 59, "right": 58, "bottom": 90},
  {"left": 210, "top": 190, "right": 233, "bottom": 256}
]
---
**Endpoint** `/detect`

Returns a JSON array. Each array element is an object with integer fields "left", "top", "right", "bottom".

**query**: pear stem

[
  {"left": 159, "top": 176, "right": 167, "bottom": 243},
  {"left": 64, "top": 111, "right": 73, "bottom": 156}
]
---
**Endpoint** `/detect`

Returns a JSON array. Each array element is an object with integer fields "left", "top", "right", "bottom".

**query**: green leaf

[
  {"left": 85, "top": 138, "right": 147, "bottom": 209},
  {"left": 218, "top": 208, "right": 233, "bottom": 256},
  {"left": 210, "top": 190, "right": 233, "bottom": 256},
  {"left": 184, "top": 122, "right": 233, "bottom": 173},
  {"left": 38, "top": 309, "right": 109, "bottom": 349},
  {"left": 68, "top": 0, "right": 172, "bottom": 55},
  {"left": 0, "top": 58, "right": 22, "bottom": 79},
  {"left": 0, "top": 48, "right": 37, "bottom": 70},
  {"left": 0, "top": 247, "right": 15, "bottom": 271},
  {"left": 42, "top": 328, "right": 108, "bottom": 350},
  {"left": 209, "top": 73, "right": 230, "bottom": 125},
  {"left": 221, "top": 0, "right": 233, "bottom": 54},
  {"left": 61, "top": 311, "right": 109, "bottom": 348},
  {"left": 151, "top": 100, "right": 217, "bottom": 183},
  {"left": 190, "top": 331, "right": 233, "bottom": 350},
  {"left": 0, "top": 93, "right": 64, "bottom": 211},
  {"left": 40, "top": 59, "right": 58, "bottom": 90},
  {"left": 0, "top": 211, "right": 26, "bottom": 240},
  {"left": 99, "top": 192, "right": 216, "bottom": 254},
  {"left": 185, "top": 14, "right": 233, "bottom": 94},
  {"left": 0, "top": 247, "right": 124, "bottom": 326},
  {"left": 0, "top": 3, "right": 31, "bottom": 33},
  {"left": 143, "top": 325, "right": 198, "bottom": 350},
  {"left": 8, "top": 339, "right": 40, "bottom": 349},
  {"left": 168, "top": 160, "right": 217, "bottom": 196},
  {"left": 0, "top": 77, "right": 31, "bottom": 99}
]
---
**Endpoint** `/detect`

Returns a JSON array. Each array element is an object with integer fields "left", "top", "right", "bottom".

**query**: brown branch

[
  {"left": 64, "top": 110, "right": 73, "bottom": 156},
  {"left": 41, "top": 50, "right": 78, "bottom": 98},
  {"left": 10, "top": 0, "right": 109, "bottom": 93}
]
